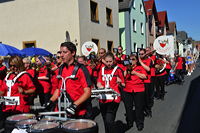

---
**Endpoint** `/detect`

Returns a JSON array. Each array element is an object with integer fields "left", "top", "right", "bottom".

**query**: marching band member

[
  {"left": 138, "top": 49, "right": 153, "bottom": 117},
  {"left": 115, "top": 46, "right": 126, "bottom": 71},
  {"left": 0, "top": 56, "right": 7, "bottom": 87},
  {"left": 155, "top": 54, "right": 167, "bottom": 100},
  {"left": 46, "top": 42, "right": 92, "bottom": 118},
  {"left": 97, "top": 52, "right": 125, "bottom": 133},
  {"left": 0, "top": 56, "right": 36, "bottom": 128},
  {"left": 35, "top": 56, "right": 51, "bottom": 106},
  {"left": 123, "top": 54, "right": 147, "bottom": 131}
]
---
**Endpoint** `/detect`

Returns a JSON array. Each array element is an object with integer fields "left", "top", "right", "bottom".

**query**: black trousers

[
  {"left": 99, "top": 102, "right": 119, "bottom": 133},
  {"left": 175, "top": 69, "right": 184, "bottom": 82},
  {"left": 39, "top": 92, "right": 51, "bottom": 106},
  {"left": 144, "top": 83, "right": 154, "bottom": 111},
  {"left": 123, "top": 91, "right": 145, "bottom": 127},
  {"left": 155, "top": 75, "right": 166, "bottom": 98}
]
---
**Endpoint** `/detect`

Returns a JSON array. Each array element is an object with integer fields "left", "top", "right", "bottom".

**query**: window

[
  {"left": 141, "top": 44, "right": 144, "bottom": 48},
  {"left": 140, "top": 4, "right": 143, "bottom": 13},
  {"left": 92, "top": 38, "right": 100, "bottom": 49},
  {"left": 133, "top": 0, "right": 135, "bottom": 8},
  {"left": 119, "top": 0, "right": 123, "bottom": 2},
  {"left": 134, "top": 43, "right": 137, "bottom": 52},
  {"left": 133, "top": 19, "right": 136, "bottom": 32},
  {"left": 106, "top": 8, "right": 113, "bottom": 27},
  {"left": 141, "top": 23, "right": 144, "bottom": 34},
  {"left": 107, "top": 41, "right": 113, "bottom": 52},
  {"left": 23, "top": 41, "right": 36, "bottom": 48},
  {"left": 90, "top": 1, "right": 99, "bottom": 23}
]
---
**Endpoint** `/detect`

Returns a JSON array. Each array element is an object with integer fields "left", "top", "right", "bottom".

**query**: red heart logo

[
  {"left": 86, "top": 48, "right": 92, "bottom": 52},
  {"left": 160, "top": 43, "right": 166, "bottom": 48}
]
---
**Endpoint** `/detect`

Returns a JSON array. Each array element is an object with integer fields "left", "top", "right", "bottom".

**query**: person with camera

[
  {"left": 123, "top": 54, "right": 147, "bottom": 131},
  {"left": 46, "top": 42, "right": 92, "bottom": 118},
  {"left": 97, "top": 52, "right": 125, "bottom": 133},
  {"left": 0, "top": 56, "right": 36, "bottom": 129}
]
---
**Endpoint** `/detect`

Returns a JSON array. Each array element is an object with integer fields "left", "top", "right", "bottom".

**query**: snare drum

[
  {"left": 30, "top": 121, "right": 60, "bottom": 133},
  {"left": 5, "top": 113, "right": 36, "bottom": 133},
  {"left": 61, "top": 119, "right": 98, "bottom": 133},
  {"left": 15, "top": 119, "right": 38, "bottom": 129}
]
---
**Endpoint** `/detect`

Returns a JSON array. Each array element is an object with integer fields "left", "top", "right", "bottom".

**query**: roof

[
  {"left": 158, "top": 11, "right": 169, "bottom": 29},
  {"left": 167, "top": 22, "right": 177, "bottom": 34},
  {"left": 144, "top": 0, "right": 154, "bottom": 15},
  {"left": 119, "top": 0, "right": 133, "bottom": 11},
  {"left": 144, "top": 0, "right": 159, "bottom": 23}
]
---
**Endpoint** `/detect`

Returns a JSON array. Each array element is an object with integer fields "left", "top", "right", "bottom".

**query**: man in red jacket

[{"left": 46, "top": 42, "right": 92, "bottom": 118}]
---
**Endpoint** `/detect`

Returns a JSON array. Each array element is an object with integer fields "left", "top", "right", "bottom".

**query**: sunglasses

[
  {"left": 130, "top": 58, "right": 136, "bottom": 61},
  {"left": 56, "top": 56, "right": 61, "bottom": 59},
  {"left": 139, "top": 53, "right": 144, "bottom": 55},
  {"left": 99, "top": 52, "right": 105, "bottom": 54}
]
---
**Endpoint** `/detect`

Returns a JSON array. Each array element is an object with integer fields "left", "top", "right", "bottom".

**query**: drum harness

[
  {"left": 91, "top": 66, "right": 120, "bottom": 101},
  {"left": 38, "top": 63, "right": 82, "bottom": 120},
  {"left": 2, "top": 71, "right": 29, "bottom": 107}
]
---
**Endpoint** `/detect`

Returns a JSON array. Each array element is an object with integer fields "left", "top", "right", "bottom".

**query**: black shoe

[
  {"left": 126, "top": 122, "right": 133, "bottom": 129},
  {"left": 137, "top": 125, "right": 144, "bottom": 131}
]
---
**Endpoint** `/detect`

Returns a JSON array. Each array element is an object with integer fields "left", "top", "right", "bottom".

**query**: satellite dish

[
  {"left": 65, "top": 31, "right": 71, "bottom": 42},
  {"left": 81, "top": 41, "right": 98, "bottom": 56}
]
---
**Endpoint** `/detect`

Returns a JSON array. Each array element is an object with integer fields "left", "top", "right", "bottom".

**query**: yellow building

[{"left": 0, "top": 0, "right": 119, "bottom": 55}]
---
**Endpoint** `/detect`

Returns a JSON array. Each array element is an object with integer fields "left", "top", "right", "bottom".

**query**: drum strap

[
  {"left": 5, "top": 71, "right": 28, "bottom": 97},
  {"left": 102, "top": 66, "right": 118, "bottom": 88}
]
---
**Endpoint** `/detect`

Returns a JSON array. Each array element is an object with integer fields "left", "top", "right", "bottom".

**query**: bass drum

[
  {"left": 61, "top": 119, "right": 98, "bottom": 133},
  {"left": 30, "top": 121, "right": 60, "bottom": 133},
  {"left": 5, "top": 113, "right": 36, "bottom": 133}
]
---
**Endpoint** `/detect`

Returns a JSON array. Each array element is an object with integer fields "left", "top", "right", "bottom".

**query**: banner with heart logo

[
  {"left": 153, "top": 35, "right": 174, "bottom": 55},
  {"left": 81, "top": 41, "right": 98, "bottom": 56}
]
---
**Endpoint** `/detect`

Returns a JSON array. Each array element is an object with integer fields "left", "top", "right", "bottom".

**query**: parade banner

[
  {"left": 81, "top": 41, "right": 98, "bottom": 56},
  {"left": 153, "top": 35, "right": 174, "bottom": 55}
]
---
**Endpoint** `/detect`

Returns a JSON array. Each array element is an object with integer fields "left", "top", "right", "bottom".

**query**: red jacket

[
  {"left": 54, "top": 64, "right": 92, "bottom": 116},
  {"left": 97, "top": 66, "right": 124, "bottom": 103},
  {"left": 124, "top": 66, "right": 147, "bottom": 92},
  {"left": 37, "top": 65, "right": 51, "bottom": 93},
  {"left": 0, "top": 72, "right": 36, "bottom": 113},
  {"left": 141, "top": 58, "right": 152, "bottom": 83}
]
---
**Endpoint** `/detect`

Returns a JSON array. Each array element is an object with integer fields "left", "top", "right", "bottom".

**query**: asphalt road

[{"left": 93, "top": 65, "right": 200, "bottom": 133}]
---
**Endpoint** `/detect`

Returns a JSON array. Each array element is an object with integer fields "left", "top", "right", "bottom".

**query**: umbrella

[
  {"left": 0, "top": 43, "right": 24, "bottom": 56},
  {"left": 21, "top": 47, "right": 53, "bottom": 56}
]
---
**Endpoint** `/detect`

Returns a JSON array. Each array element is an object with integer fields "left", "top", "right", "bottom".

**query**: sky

[{"left": 155, "top": 0, "right": 200, "bottom": 41}]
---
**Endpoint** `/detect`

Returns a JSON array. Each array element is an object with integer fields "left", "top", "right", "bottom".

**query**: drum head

[
  {"left": 40, "top": 117, "right": 56, "bottom": 122},
  {"left": 31, "top": 121, "right": 59, "bottom": 131},
  {"left": 62, "top": 119, "right": 97, "bottom": 130},
  {"left": 6, "top": 114, "right": 36, "bottom": 122},
  {"left": 15, "top": 119, "right": 38, "bottom": 129}
]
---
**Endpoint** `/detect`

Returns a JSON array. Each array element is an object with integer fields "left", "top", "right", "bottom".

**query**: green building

[{"left": 119, "top": 0, "right": 147, "bottom": 54}]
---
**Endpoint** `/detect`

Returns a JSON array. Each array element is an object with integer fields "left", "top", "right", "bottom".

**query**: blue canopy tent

[
  {"left": 21, "top": 47, "right": 53, "bottom": 56},
  {"left": 0, "top": 43, "right": 24, "bottom": 56}
]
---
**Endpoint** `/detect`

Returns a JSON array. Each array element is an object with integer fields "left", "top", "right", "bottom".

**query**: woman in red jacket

[
  {"left": 97, "top": 52, "right": 125, "bottom": 133},
  {"left": 123, "top": 54, "right": 147, "bottom": 131},
  {"left": 0, "top": 56, "right": 36, "bottom": 128}
]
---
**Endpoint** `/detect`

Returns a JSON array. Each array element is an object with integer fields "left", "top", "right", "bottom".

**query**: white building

[{"left": 0, "top": 0, "right": 119, "bottom": 55}]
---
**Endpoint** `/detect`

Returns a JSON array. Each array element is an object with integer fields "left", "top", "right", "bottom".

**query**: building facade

[
  {"left": 119, "top": 0, "right": 147, "bottom": 54},
  {"left": 144, "top": 0, "right": 159, "bottom": 48},
  {"left": 0, "top": 0, "right": 119, "bottom": 55}
]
